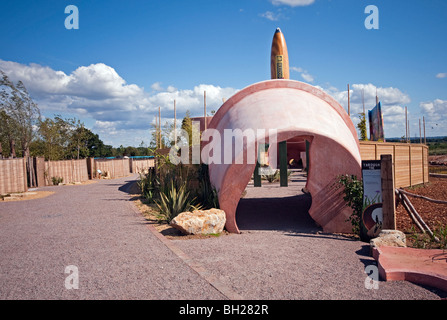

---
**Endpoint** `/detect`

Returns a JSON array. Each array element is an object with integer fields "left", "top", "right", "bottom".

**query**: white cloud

[
  {"left": 166, "top": 85, "right": 177, "bottom": 93},
  {"left": 436, "top": 73, "right": 447, "bottom": 79},
  {"left": 0, "top": 59, "right": 238, "bottom": 147},
  {"left": 420, "top": 99, "right": 447, "bottom": 121},
  {"left": 0, "top": 60, "right": 142, "bottom": 100},
  {"left": 419, "top": 99, "right": 447, "bottom": 136},
  {"left": 300, "top": 72, "right": 314, "bottom": 83},
  {"left": 150, "top": 82, "right": 163, "bottom": 91},
  {"left": 317, "top": 83, "right": 411, "bottom": 138},
  {"left": 270, "top": 0, "right": 315, "bottom": 7},
  {"left": 291, "top": 66, "right": 315, "bottom": 83},
  {"left": 327, "top": 83, "right": 411, "bottom": 113},
  {"left": 260, "top": 11, "right": 281, "bottom": 21}
]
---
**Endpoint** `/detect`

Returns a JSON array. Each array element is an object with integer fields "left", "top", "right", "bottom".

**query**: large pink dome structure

[{"left": 205, "top": 79, "right": 362, "bottom": 234}]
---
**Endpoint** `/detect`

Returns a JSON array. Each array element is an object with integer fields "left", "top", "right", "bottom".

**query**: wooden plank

[
  {"left": 409, "top": 145, "right": 412, "bottom": 186},
  {"left": 394, "top": 145, "right": 410, "bottom": 188},
  {"left": 22, "top": 158, "right": 28, "bottom": 192},
  {"left": 381, "top": 155, "right": 395, "bottom": 230},
  {"left": 359, "top": 143, "right": 376, "bottom": 160},
  {"left": 411, "top": 146, "right": 423, "bottom": 185},
  {"left": 423, "top": 146, "right": 429, "bottom": 183},
  {"left": 376, "top": 145, "right": 394, "bottom": 160}
]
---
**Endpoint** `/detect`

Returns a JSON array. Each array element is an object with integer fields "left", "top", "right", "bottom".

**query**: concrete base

[{"left": 373, "top": 246, "right": 447, "bottom": 292}]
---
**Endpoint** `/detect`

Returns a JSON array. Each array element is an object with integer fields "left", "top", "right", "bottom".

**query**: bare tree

[
  {"left": 0, "top": 70, "right": 41, "bottom": 186},
  {"left": 0, "top": 71, "right": 40, "bottom": 156}
]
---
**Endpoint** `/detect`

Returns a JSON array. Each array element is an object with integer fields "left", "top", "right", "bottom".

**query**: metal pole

[
  {"left": 159, "top": 106, "right": 161, "bottom": 149},
  {"left": 174, "top": 100, "right": 177, "bottom": 146},
  {"left": 423, "top": 116, "right": 426, "bottom": 144},
  {"left": 347, "top": 84, "right": 350, "bottom": 116},
  {"left": 204, "top": 90, "right": 207, "bottom": 131},
  {"left": 405, "top": 106, "right": 408, "bottom": 142},
  {"left": 419, "top": 119, "right": 422, "bottom": 144}
]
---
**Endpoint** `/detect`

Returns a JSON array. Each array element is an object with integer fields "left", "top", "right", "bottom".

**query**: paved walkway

[
  {"left": 0, "top": 172, "right": 445, "bottom": 300},
  {"left": 0, "top": 176, "right": 225, "bottom": 300},
  {"left": 173, "top": 171, "right": 446, "bottom": 300}
]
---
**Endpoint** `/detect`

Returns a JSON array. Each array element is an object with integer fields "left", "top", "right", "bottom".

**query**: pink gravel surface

[
  {"left": 172, "top": 173, "right": 446, "bottom": 300},
  {"left": 0, "top": 175, "right": 225, "bottom": 300},
  {"left": 1, "top": 172, "right": 445, "bottom": 300}
]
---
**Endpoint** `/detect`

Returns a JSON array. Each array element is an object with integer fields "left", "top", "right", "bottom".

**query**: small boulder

[
  {"left": 170, "top": 209, "right": 226, "bottom": 235},
  {"left": 370, "top": 229, "right": 407, "bottom": 252}
]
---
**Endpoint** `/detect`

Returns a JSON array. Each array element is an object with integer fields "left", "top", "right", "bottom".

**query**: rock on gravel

[
  {"left": 170, "top": 209, "right": 226, "bottom": 235},
  {"left": 370, "top": 230, "right": 407, "bottom": 252}
]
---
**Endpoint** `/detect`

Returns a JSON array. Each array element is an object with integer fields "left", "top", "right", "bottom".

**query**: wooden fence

[
  {"left": 94, "top": 158, "right": 131, "bottom": 179},
  {"left": 359, "top": 141, "right": 429, "bottom": 188},
  {"left": 1, "top": 157, "right": 156, "bottom": 194},
  {"left": 45, "top": 159, "right": 90, "bottom": 185},
  {"left": 0, "top": 158, "right": 28, "bottom": 194},
  {"left": 1, "top": 141, "right": 427, "bottom": 193},
  {"left": 130, "top": 158, "right": 155, "bottom": 174}
]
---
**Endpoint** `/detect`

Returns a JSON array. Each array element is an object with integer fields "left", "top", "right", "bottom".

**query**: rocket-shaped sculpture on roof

[{"left": 271, "top": 28, "right": 290, "bottom": 80}]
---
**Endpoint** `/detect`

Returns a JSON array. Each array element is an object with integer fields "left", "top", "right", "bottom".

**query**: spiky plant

[{"left": 155, "top": 181, "right": 198, "bottom": 223}]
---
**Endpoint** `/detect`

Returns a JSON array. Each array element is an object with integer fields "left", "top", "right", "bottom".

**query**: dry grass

[
  {"left": 128, "top": 181, "right": 229, "bottom": 240},
  {"left": 1, "top": 191, "right": 55, "bottom": 202}
]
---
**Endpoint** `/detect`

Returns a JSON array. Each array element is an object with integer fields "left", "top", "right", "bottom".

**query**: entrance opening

[
  {"left": 236, "top": 170, "right": 316, "bottom": 233},
  {"left": 235, "top": 136, "right": 318, "bottom": 233}
]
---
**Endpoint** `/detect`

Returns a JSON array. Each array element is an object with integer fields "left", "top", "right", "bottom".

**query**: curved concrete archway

[{"left": 206, "top": 80, "right": 362, "bottom": 234}]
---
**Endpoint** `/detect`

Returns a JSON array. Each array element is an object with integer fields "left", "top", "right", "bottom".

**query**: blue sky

[{"left": 1, "top": 0, "right": 446, "bottom": 146}]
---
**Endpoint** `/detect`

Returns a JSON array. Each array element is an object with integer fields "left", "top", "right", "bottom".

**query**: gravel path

[
  {"left": 1, "top": 173, "right": 444, "bottom": 300},
  {"left": 173, "top": 172, "right": 446, "bottom": 300},
  {"left": 0, "top": 175, "right": 225, "bottom": 300}
]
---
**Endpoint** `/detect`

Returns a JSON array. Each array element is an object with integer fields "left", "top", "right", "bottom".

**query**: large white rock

[
  {"left": 170, "top": 209, "right": 226, "bottom": 235},
  {"left": 370, "top": 229, "right": 407, "bottom": 251}
]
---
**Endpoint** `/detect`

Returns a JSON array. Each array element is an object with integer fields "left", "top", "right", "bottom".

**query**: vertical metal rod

[
  {"left": 423, "top": 116, "right": 426, "bottom": 144},
  {"left": 347, "top": 84, "right": 350, "bottom": 116},
  {"left": 174, "top": 100, "right": 177, "bottom": 146},
  {"left": 362, "top": 89, "right": 365, "bottom": 114},
  {"left": 419, "top": 119, "right": 422, "bottom": 144},
  {"left": 405, "top": 106, "right": 408, "bottom": 142},
  {"left": 159, "top": 106, "right": 161, "bottom": 149},
  {"left": 204, "top": 90, "right": 207, "bottom": 131}
]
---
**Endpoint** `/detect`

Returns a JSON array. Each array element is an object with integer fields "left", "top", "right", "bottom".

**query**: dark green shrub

[
  {"left": 154, "top": 181, "right": 198, "bottom": 223},
  {"left": 52, "top": 176, "right": 63, "bottom": 185},
  {"left": 336, "top": 174, "right": 364, "bottom": 238}
]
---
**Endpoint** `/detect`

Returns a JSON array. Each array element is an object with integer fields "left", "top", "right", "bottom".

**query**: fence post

[
  {"left": 279, "top": 141, "right": 288, "bottom": 187},
  {"left": 381, "top": 154, "right": 395, "bottom": 230},
  {"left": 22, "top": 158, "right": 28, "bottom": 192}
]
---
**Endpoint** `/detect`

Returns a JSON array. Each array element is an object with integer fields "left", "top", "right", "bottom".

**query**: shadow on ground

[{"left": 236, "top": 193, "right": 320, "bottom": 233}]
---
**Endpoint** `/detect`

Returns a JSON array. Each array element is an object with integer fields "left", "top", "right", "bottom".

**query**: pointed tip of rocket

[{"left": 275, "top": 27, "right": 282, "bottom": 33}]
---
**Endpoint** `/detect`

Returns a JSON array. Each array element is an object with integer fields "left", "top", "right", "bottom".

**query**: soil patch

[
  {"left": 396, "top": 176, "right": 447, "bottom": 247},
  {"left": 429, "top": 155, "right": 447, "bottom": 165},
  {"left": 1, "top": 191, "right": 55, "bottom": 202}
]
